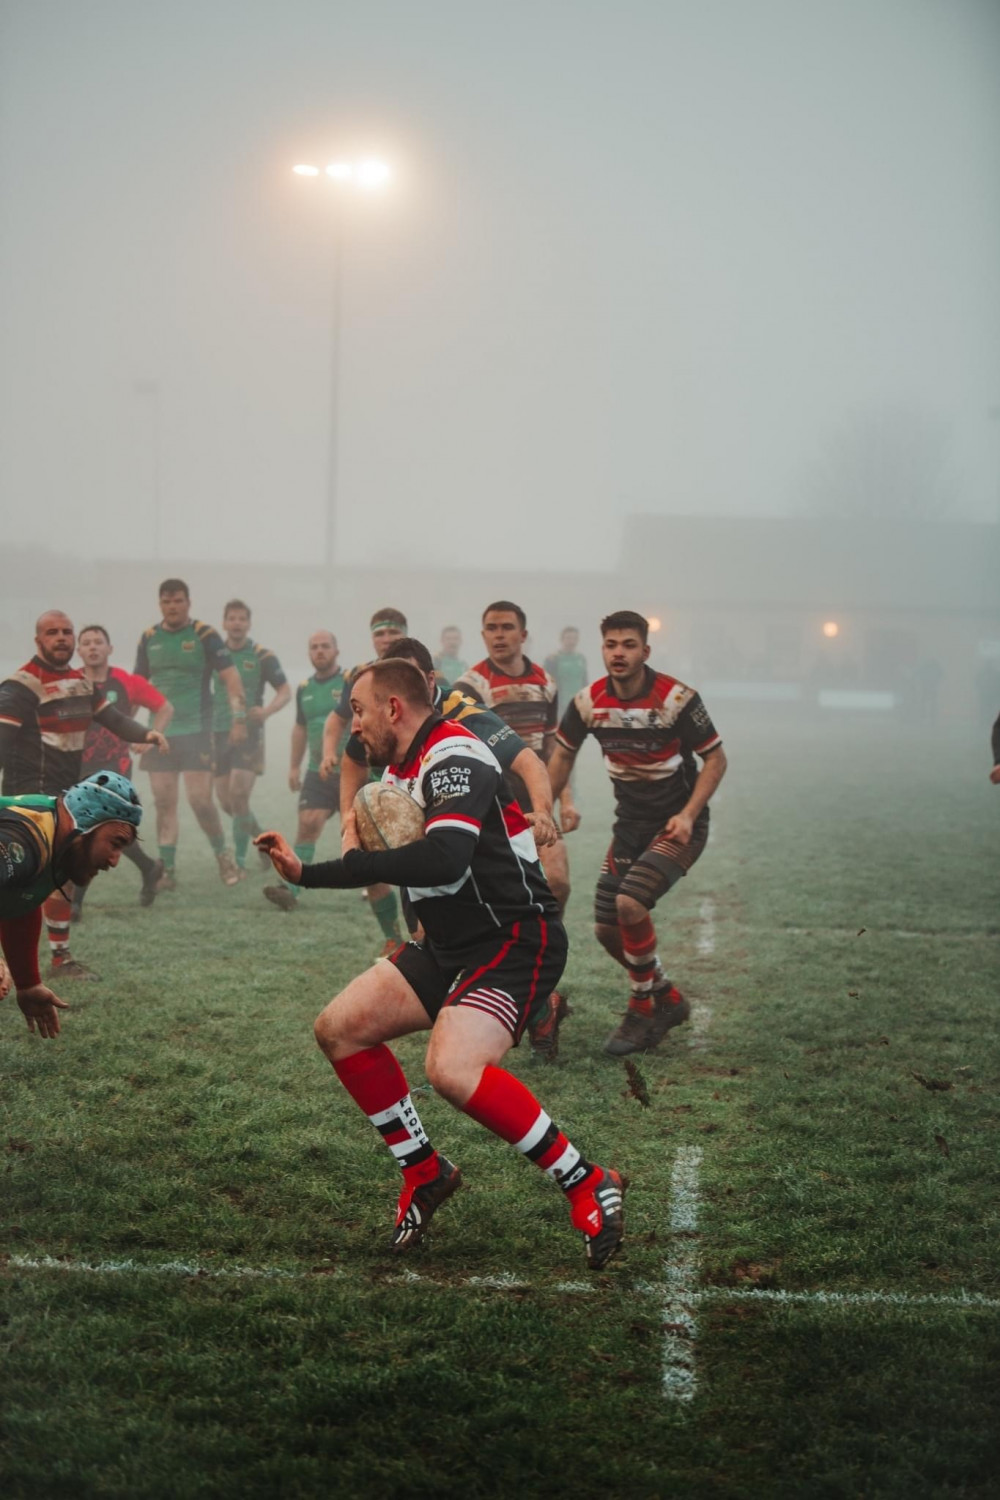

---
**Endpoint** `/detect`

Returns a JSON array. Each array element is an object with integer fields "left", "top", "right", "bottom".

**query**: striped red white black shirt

[{"left": 557, "top": 668, "right": 722, "bottom": 829}]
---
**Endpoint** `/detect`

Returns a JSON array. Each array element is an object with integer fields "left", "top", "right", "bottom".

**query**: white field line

[
  {"left": 695, "top": 897, "right": 716, "bottom": 956},
  {"left": 661, "top": 1145, "right": 704, "bottom": 1404},
  {"left": 686, "top": 897, "right": 716, "bottom": 1049},
  {"left": 768, "top": 926, "right": 998, "bottom": 943},
  {"left": 7, "top": 1253, "right": 999, "bottom": 1314}
]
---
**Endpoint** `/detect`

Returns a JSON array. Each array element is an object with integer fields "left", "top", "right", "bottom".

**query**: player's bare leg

[
  {"left": 366, "top": 879, "right": 404, "bottom": 956},
  {"left": 184, "top": 769, "right": 240, "bottom": 886},
  {"left": 228, "top": 766, "right": 259, "bottom": 872},
  {"left": 148, "top": 769, "right": 180, "bottom": 888},
  {"left": 528, "top": 839, "right": 571, "bottom": 1062}
]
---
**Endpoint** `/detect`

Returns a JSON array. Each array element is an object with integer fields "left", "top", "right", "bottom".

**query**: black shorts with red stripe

[
  {"left": 388, "top": 916, "right": 567, "bottom": 1044},
  {"left": 594, "top": 816, "right": 709, "bottom": 924}
]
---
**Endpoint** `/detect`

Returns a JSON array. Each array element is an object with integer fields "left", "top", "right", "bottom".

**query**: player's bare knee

[
  {"left": 313, "top": 1000, "right": 347, "bottom": 1056},
  {"left": 616, "top": 892, "right": 648, "bottom": 927}
]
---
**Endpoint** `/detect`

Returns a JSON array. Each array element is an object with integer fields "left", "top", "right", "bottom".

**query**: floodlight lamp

[
  {"left": 822, "top": 621, "right": 839, "bottom": 639},
  {"left": 356, "top": 159, "right": 391, "bottom": 190},
  {"left": 293, "top": 164, "right": 320, "bottom": 177},
  {"left": 647, "top": 617, "right": 663, "bottom": 633},
  {"left": 326, "top": 162, "right": 354, "bottom": 181}
]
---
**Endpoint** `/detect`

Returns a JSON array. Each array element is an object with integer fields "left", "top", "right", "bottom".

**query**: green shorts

[{"left": 142, "top": 731, "right": 214, "bottom": 774}]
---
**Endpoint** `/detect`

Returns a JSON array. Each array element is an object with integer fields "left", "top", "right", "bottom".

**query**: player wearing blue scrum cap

[{"left": 0, "top": 772, "right": 142, "bottom": 1038}]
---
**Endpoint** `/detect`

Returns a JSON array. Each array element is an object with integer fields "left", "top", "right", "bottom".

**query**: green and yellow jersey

[
  {"left": 296, "top": 671, "right": 348, "bottom": 774},
  {"left": 213, "top": 640, "right": 287, "bottom": 734},
  {"left": 134, "top": 621, "right": 232, "bottom": 738},
  {"left": 0, "top": 795, "right": 60, "bottom": 918}
]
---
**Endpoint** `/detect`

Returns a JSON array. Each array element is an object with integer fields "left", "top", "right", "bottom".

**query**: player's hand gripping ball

[{"left": 353, "top": 782, "right": 425, "bottom": 851}]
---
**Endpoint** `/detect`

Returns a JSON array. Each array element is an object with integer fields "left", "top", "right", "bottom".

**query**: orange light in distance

[
  {"left": 647, "top": 617, "right": 662, "bottom": 633},
  {"left": 822, "top": 621, "right": 839, "bottom": 639}
]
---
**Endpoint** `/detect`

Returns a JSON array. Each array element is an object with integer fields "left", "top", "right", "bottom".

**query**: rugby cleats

[
  {"left": 49, "top": 956, "right": 100, "bottom": 981},
  {"left": 264, "top": 884, "right": 297, "bottom": 912},
  {"left": 390, "top": 1157, "right": 462, "bottom": 1252},
  {"left": 604, "top": 987, "right": 690, "bottom": 1056},
  {"left": 216, "top": 850, "right": 241, "bottom": 887},
  {"left": 139, "top": 859, "right": 165, "bottom": 907},
  {"left": 570, "top": 1167, "right": 625, "bottom": 1270}
]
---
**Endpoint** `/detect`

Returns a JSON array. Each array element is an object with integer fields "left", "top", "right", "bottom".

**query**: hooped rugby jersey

[
  {"left": 382, "top": 715, "right": 557, "bottom": 962},
  {"left": 83, "top": 668, "right": 166, "bottom": 775},
  {"left": 0, "top": 659, "right": 111, "bottom": 795},
  {"left": 213, "top": 640, "right": 287, "bottom": 734},
  {"left": 134, "top": 620, "right": 232, "bottom": 737},
  {"left": 452, "top": 657, "right": 558, "bottom": 756},
  {"left": 557, "top": 668, "right": 722, "bottom": 828}
]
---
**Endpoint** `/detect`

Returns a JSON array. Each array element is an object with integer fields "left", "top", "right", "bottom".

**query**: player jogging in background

[
  {"left": 0, "top": 611, "right": 167, "bottom": 979},
  {"left": 548, "top": 610, "right": 727, "bottom": 1057},
  {"left": 134, "top": 579, "right": 247, "bottom": 888},
  {"left": 257, "top": 659, "right": 624, "bottom": 1269},
  {"left": 264, "top": 630, "right": 347, "bottom": 912},
  {"left": 0, "top": 772, "right": 144, "bottom": 1036},
  {"left": 545, "top": 627, "right": 589, "bottom": 720},
  {"left": 337, "top": 638, "right": 567, "bottom": 1060},
  {"left": 71, "top": 624, "right": 173, "bottom": 916},
  {"left": 212, "top": 600, "right": 290, "bottom": 877},
  {"left": 318, "top": 607, "right": 409, "bottom": 953}
]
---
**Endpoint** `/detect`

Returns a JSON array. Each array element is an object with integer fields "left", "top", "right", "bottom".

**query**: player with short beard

[
  {"left": 0, "top": 611, "right": 168, "bottom": 978},
  {"left": 548, "top": 611, "right": 727, "bottom": 1056},
  {"left": 256, "top": 659, "right": 624, "bottom": 1269},
  {"left": 0, "top": 772, "right": 145, "bottom": 1036}
]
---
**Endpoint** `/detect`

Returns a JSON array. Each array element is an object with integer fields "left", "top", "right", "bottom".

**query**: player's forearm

[
  {"left": 95, "top": 705, "right": 159, "bottom": 745},
  {"left": 546, "top": 743, "right": 577, "bottom": 800},
  {"left": 682, "top": 747, "right": 727, "bottom": 821},
  {"left": 264, "top": 684, "right": 291, "bottom": 720},
  {"left": 322, "top": 711, "right": 348, "bottom": 761},
  {"left": 290, "top": 725, "right": 307, "bottom": 771},
  {"left": 512, "top": 748, "right": 553, "bottom": 816},
  {"left": 152, "top": 703, "right": 173, "bottom": 735},
  {"left": 299, "top": 831, "right": 474, "bottom": 890},
  {"left": 218, "top": 667, "right": 246, "bottom": 720},
  {"left": 0, "top": 910, "right": 43, "bottom": 989}
]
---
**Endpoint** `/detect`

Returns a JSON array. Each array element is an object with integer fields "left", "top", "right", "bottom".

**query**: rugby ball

[{"left": 353, "top": 782, "right": 425, "bottom": 851}]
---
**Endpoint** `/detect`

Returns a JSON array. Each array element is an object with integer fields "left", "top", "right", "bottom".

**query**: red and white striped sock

[
  {"left": 621, "top": 914, "right": 665, "bottom": 1014},
  {"left": 332, "top": 1045, "right": 440, "bottom": 1190},
  {"left": 44, "top": 891, "right": 72, "bottom": 960},
  {"left": 463, "top": 1065, "right": 596, "bottom": 1200}
]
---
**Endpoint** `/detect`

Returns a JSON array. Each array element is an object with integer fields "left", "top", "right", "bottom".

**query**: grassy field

[{"left": 2, "top": 712, "right": 998, "bottom": 1499}]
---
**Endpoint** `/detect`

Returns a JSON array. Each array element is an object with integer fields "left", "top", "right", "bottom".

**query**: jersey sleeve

[
  {"left": 457, "top": 706, "right": 525, "bottom": 772},
  {"left": 677, "top": 692, "right": 722, "bottom": 757},
  {"left": 200, "top": 626, "right": 233, "bottom": 674},
  {"left": 344, "top": 731, "right": 367, "bottom": 766},
  {"left": 419, "top": 739, "right": 501, "bottom": 842},
  {"left": 0, "top": 816, "right": 44, "bottom": 890},
  {"left": 124, "top": 671, "right": 166, "bottom": 712},
  {"left": 261, "top": 650, "right": 287, "bottom": 690},
  {"left": 556, "top": 690, "right": 590, "bottom": 753},
  {"left": 133, "top": 633, "right": 151, "bottom": 679},
  {"left": 451, "top": 670, "right": 487, "bottom": 706},
  {"left": 0, "top": 676, "right": 34, "bottom": 731},
  {"left": 336, "top": 676, "right": 354, "bottom": 720}
]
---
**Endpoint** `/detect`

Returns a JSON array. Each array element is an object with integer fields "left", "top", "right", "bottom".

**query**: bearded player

[
  {"left": 548, "top": 611, "right": 727, "bottom": 1057},
  {"left": 0, "top": 772, "right": 144, "bottom": 1035},
  {"left": 257, "top": 659, "right": 624, "bottom": 1269}
]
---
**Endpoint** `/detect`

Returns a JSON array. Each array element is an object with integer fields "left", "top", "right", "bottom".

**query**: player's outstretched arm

[
  {"left": 254, "top": 832, "right": 302, "bottom": 883},
  {"left": 289, "top": 723, "right": 307, "bottom": 792},
  {"left": 547, "top": 742, "right": 577, "bottom": 801},
  {"left": 511, "top": 747, "right": 559, "bottom": 848}
]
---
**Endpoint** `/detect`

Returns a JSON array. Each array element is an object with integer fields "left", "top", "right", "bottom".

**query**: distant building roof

[{"left": 620, "top": 516, "right": 1000, "bottom": 613}]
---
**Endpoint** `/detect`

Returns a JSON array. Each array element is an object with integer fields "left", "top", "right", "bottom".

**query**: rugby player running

[
  {"left": 548, "top": 612, "right": 727, "bottom": 1056},
  {"left": 212, "top": 599, "right": 290, "bottom": 877},
  {"left": 72, "top": 623, "right": 173, "bottom": 914},
  {"left": 264, "top": 630, "right": 347, "bottom": 912},
  {"left": 134, "top": 580, "right": 247, "bottom": 888},
  {"left": 257, "top": 660, "right": 624, "bottom": 1268}
]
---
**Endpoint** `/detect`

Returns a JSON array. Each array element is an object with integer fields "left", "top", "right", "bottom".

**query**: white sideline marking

[
  {"left": 696, "top": 898, "right": 716, "bottom": 956},
  {"left": 661, "top": 1145, "right": 704, "bottom": 1404},
  {"left": 773, "top": 926, "right": 997, "bottom": 944},
  {"left": 695, "top": 1286, "right": 1000, "bottom": 1311}
]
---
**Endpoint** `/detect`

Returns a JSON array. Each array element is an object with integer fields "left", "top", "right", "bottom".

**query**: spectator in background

[
  {"left": 433, "top": 626, "right": 467, "bottom": 685},
  {"left": 545, "top": 628, "right": 589, "bottom": 719}
]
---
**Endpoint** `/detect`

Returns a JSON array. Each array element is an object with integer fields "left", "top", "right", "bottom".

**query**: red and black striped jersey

[
  {"left": 557, "top": 668, "right": 722, "bottom": 828},
  {"left": 383, "top": 715, "right": 557, "bottom": 963},
  {"left": 0, "top": 659, "right": 111, "bottom": 795},
  {"left": 452, "top": 657, "right": 558, "bottom": 757}
]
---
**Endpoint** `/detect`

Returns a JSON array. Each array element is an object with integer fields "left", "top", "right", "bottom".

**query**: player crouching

[
  {"left": 257, "top": 659, "right": 624, "bottom": 1269},
  {"left": 0, "top": 773, "right": 144, "bottom": 1036}
]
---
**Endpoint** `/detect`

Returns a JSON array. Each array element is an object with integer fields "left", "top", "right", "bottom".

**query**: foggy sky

[{"left": 2, "top": 0, "right": 998, "bottom": 571}]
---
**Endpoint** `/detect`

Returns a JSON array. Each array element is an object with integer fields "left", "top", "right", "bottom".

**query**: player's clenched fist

[{"left": 254, "top": 831, "right": 303, "bottom": 884}]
